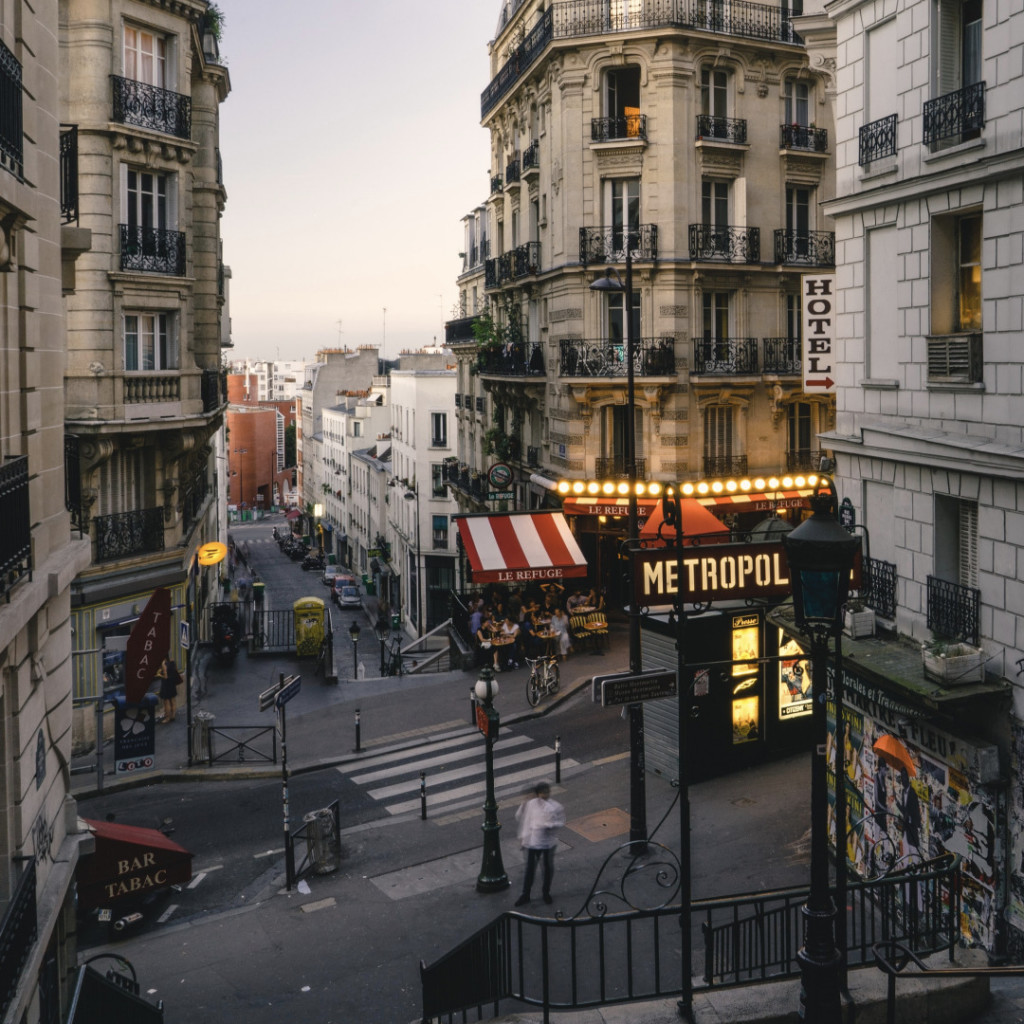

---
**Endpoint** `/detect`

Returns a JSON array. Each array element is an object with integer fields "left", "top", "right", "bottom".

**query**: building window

[
  {"left": 935, "top": 495, "right": 978, "bottom": 588},
  {"left": 607, "top": 288, "right": 641, "bottom": 346},
  {"left": 702, "top": 292, "right": 730, "bottom": 341},
  {"left": 431, "top": 464, "right": 446, "bottom": 497},
  {"left": 352, "top": 421, "right": 362, "bottom": 438},
  {"left": 702, "top": 180, "right": 729, "bottom": 230},
  {"left": 124, "top": 312, "right": 177, "bottom": 371},
  {"left": 0, "top": 39, "right": 24, "bottom": 180},
  {"left": 787, "top": 402, "right": 812, "bottom": 457},
  {"left": 124, "top": 24, "right": 169, "bottom": 87},
  {"left": 605, "top": 178, "right": 640, "bottom": 248},
  {"left": 606, "top": 65, "right": 640, "bottom": 120},
  {"left": 929, "top": 210, "right": 982, "bottom": 380},
  {"left": 432, "top": 515, "right": 448, "bottom": 550},
  {"left": 784, "top": 79, "right": 810, "bottom": 126},
  {"left": 703, "top": 405, "right": 735, "bottom": 475},
  {"left": 955, "top": 213, "right": 982, "bottom": 331},
  {"left": 701, "top": 69, "right": 729, "bottom": 118},
  {"left": 601, "top": 405, "right": 644, "bottom": 476},
  {"left": 431, "top": 412, "right": 448, "bottom": 448}
]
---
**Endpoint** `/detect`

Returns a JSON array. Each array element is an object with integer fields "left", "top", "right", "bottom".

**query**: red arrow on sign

[{"left": 805, "top": 377, "right": 835, "bottom": 388}]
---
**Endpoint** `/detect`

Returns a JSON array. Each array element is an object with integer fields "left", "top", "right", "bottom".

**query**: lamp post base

[
  {"left": 797, "top": 905, "right": 842, "bottom": 1023},
  {"left": 476, "top": 822, "right": 510, "bottom": 893}
]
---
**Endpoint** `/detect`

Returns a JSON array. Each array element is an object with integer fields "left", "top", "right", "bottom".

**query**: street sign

[
  {"left": 179, "top": 620, "right": 190, "bottom": 651},
  {"left": 488, "top": 490, "right": 515, "bottom": 501},
  {"left": 596, "top": 670, "right": 678, "bottom": 708},
  {"left": 476, "top": 703, "right": 499, "bottom": 739},
  {"left": 258, "top": 682, "right": 280, "bottom": 713},
  {"left": 801, "top": 273, "right": 837, "bottom": 395},
  {"left": 276, "top": 675, "right": 302, "bottom": 708}
]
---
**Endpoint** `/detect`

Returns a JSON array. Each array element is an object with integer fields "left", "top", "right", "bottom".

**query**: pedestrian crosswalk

[{"left": 336, "top": 728, "right": 579, "bottom": 818}]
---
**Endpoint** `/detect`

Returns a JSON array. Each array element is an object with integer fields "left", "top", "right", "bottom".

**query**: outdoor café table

[
  {"left": 490, "top": 634, "right": 516, "bottom": 669},
  {"left": 533, "top": 629, "right": 558, "bottom": 656}
]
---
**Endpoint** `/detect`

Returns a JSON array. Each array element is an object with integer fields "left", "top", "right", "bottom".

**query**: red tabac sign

[{"left": 124, "top": 588, "right": 172, "bottom": 703}]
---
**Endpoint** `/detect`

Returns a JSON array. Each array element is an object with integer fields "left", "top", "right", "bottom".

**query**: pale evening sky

[{"left": 217, "top": 0, "right": 499, "bottom": 362}]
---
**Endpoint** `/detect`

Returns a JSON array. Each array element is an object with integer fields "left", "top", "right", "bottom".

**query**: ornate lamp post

[
  {"left": 375, "top": 617, "right": 388, "bottom": 676},
  {"left": 348, "top": 620, "right": 361, "bottom": 677},
  {"left": 782, "top": 487, "right": 860, "bottom": 1024},
  {"left": 474, "top": 666, "right": 509, "bottom": 893}
]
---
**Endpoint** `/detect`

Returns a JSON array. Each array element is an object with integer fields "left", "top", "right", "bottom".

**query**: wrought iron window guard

[
  {"left": 64, "top": 435, "right": 87, "bottom": 534},
  {"left": 485, "top": 243, "right": 540, "bottom": 288},
  {"left": 591, "top": 114, "right": 648, "bottom": 141},
  {"left": 785, "top": 448, "right": 824, "bottom": 473},
  {"left": 94, "top": 506, "right": 165, "bottom": 563},
  {"left": 111, "top": 74, "right": 191, "bottom": 140},
  {"left": 859, "top": 557, "right": 897, "bottom": 621},
  {"left": 926, "top": 332, "right": 982, "bottom": 383},
  {"left": 505, "top": 156, "right": 521, "bottom": 184},
  {"left": 522, "top": 140, "right": 540, "bottom": 170},
  {"left": 691, "top": 337, "right": 759, "bottom": 374},
  {"left": 688, "top": 224, "right": 760, "bottom": 263},
  {"left": 490, "top": 174, "right": 503, "bottom": 194},
  {"left": 0, "top": 39, "right": 23, "bottom": 181},
  {"left": 0, "top": 455, "right": 31, "bottom": 602},
  {"left": 696, "top": 114, "right": 747, "bottom": 144},
  {"left": 120, "top": 223, "right": 186, "bottom": 276},
  {"left": 703, "top": 454, "right": 748, "bottom": 477},
  {"left": 763, "top": 337, "right": 801, "bottom": 375},
  {"left": 923, "top": 81, "right": 985, "bottom": 147},
  {"left": 779, "top": 123, "right": 828, "bottom": 152},
  {"left": 926, "top": 575, "right": 980, "bottom": 647},
  {"left": 595, "top": 456, "right": 647, "bottom": 478},
  {"left": 60, "top": 124, "right": 79, "bottom": 224},
  {"left": 526, "top": 445, "right": 540, "bottom": 467},
  {"left": 559, "top": 337, "right": 676, "bottom": 378},
  {"left": 478, "top": 341, "right": 545, "bottom": 377},
  {"left": 859, "top": 113, "right": 897, "bottom": 166},
  {"left": 773, "top": 229, "right": 835, "bottom": 266},
  {"left": 201, "top": 368, "right": 222, "bottom": 412},
  {"left": 445, "top": 315, "right": 482, "bottom": 345},
  {"left": 579, "top": 224, "right": 658, "bottom": 265}
]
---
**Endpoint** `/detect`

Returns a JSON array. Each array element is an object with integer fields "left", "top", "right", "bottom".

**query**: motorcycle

[
  {"left": 302, "top": 552, "right": 325, "bottom": 572},
  {"left": 211, "top": 606, "right": 240, "bottom": 666}
]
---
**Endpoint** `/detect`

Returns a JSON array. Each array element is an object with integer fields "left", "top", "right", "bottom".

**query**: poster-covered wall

[
  {"left": 1006, "top": 722, "right": 1024, "bottom": 958},
  {"left": 828, "top": 664, "right": 1003, "bottom": 952}
]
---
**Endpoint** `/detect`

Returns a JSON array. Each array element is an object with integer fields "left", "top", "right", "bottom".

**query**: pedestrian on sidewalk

[
  {"left": 514, "top": 781, "right": 565, "bottom": 906},
  {"left": 156, "top": 658, "right": 181, "bottom": 723}
]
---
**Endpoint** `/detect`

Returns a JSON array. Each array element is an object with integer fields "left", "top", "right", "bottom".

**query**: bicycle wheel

[
  {"left": 526, "top": 673, "right": 542, "bottom": 707},
  {"left": 547, "top": 663, "right": 560, "bottom": 694}
]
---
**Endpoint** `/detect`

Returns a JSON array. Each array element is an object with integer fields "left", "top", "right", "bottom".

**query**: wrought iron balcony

[
  {"left": 595, "top": 456, "right": 647, "bottom": 479},
  {"left": 444, "top": 462, "right": 488, "bottom": 502},
  {"left": 860, "top": 556, "right": 897, "bottom": 621},
  {"left": 559, "top": 337, "right": 676, "bottom": 378},
  {"left": 201, "top": 368, "right": 223, "bottom": 412},
  {"left": 703, "top": 454, "right": 748, "bottom": 477},
  {"left": 112, "top": 74, "right": 191, "bottom": 139},
  {"left": 763, "top": 337, "right": 801, "bottom": 374},
  {"left": 591, "top": 114, "right": 648, "bottom": 141},
  {"left": 484, "top": 258, "right": 498, "bottom": 289},
  {"left": 0, "top": 858, "right": 36, "bottom": 1018},
  {"left": 477, "top": 341, "right": 545, "bottom": 377},
  {"left": 785, "top": 448, "right": 824, "bottom": 473},
  {"left": 691, "top": 337, "right": 759, "bottom": 374},
  {"left": 689, "top": 224, "right": 760, "bottom": 263},
  {"left": 481, "top": 8, "right": 553, "bottom": 117},
  {"left": 926, "top": 332, "right": 982, "bottom": 383},
  {"left": 779, "top": 124, "right": 828, "bottom": 152},
  {"left": 923, "top": 81, "right": 985, "bottom": 147},
  {"left": 490, "top": 174, "right": 503, "bottom": 194},
  {"left": 527, "top": 445, "right": 540, "bottom": 467},
  {"left": 0, "top": 455, "right": 31, "bottom": 602},
  {"left": 522, "top": 140, "right": 540, "bottom": 171},
  {"left": 513, "top": 241, "right": 540, "bottom": 277},
  {"left": 120, "top": 223, "right": 186, "bottom": 275},
  {"left": 445, "top": 315, "right": 482, "bottom": 344},
  {"left": 94, "top": 506, "right": 165, "bottom": 563},
  {"left": 927, "top": 575, "right": 980, "bottom": 647},
  {"left": 696, "top": 114, "right": 747, "bottom": 144},
  {"left": 0, "top": 39, "right": 22, "bottom": 180},
  {"left": 60, "top": 124, "right": 79, "bottom": 224},
  {"left": 505, "top": 156, "right": 521, "bottom": 185},
  {"left": 773, "top": 230, "right": 835, "bottom": 266},
  {"left": 64, "top": 435, "right": 86, "bottom": 533},
  {"left": 579, "top": 224, "right": 658, "bottom": 265},
  {"left": 859, "top": 113, "right": 897, "bottom": 165}
]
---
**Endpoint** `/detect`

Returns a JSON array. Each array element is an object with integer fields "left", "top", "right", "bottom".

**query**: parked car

[
  {"left": 336, "top": 585, "right": 361, "bottom": 608},
  {"left": 331, "top": 576, "right": 359, "bottom": 606},
  {"left": 322, "top": 567, "right": 343, "bottom": 588}
]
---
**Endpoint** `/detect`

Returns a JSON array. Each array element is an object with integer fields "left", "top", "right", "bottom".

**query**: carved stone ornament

[{"left": 659, "top": 305, "right": 688, "bottom": 318}]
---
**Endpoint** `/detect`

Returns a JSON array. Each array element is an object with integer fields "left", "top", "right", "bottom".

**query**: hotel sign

[{"left": 801, "top": 273, "right": 837, "bottom": 395}]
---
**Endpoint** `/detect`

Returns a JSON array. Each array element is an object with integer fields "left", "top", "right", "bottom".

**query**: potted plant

[
  {"left": 922, "top": 637, "right": 985, "bottom": 686},
  {"left": 843, "top": 598, "right": 875, "bottom": 639}
]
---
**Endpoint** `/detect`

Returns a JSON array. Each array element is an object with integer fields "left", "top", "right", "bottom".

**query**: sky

[{"left": 217, "top": 1, "right": 499, "bottom": 362}]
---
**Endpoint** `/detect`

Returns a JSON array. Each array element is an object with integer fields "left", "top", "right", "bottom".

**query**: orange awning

[
  {"left": 561, "top": 496, "right": 659, "bottom": 518},
  {"left": 639, "top": 498, "right": 731, "bottom": 544}
]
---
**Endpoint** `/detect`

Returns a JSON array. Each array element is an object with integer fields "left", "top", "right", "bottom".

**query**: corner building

[{"left": 448, "top": 0, "right": 838, "bottom": 601}]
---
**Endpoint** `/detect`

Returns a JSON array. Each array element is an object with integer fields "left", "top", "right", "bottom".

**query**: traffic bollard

[
  {"left": 555, "top": 734, "right": 561, "bottom": 784},
  {"left": 354, "top": 708, "right": 361, "bottom": 753},
  {"left": 420, "top": 770, "right": 427, "bottom": 820}
]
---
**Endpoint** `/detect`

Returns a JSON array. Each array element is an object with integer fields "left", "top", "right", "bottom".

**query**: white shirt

[{"left": 515, "top": 795, "right": 565, "bottom": 850}]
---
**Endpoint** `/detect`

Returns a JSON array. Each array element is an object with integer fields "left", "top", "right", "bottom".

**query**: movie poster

[
  {"left": 732, "top": 695, "right": 759, "bottom": 744},
  {"left": 731, "top": 614, "right": 759, "bottom": 677},
  {"left": 778, "top": 631, "right": 811, "bottom": 719}
]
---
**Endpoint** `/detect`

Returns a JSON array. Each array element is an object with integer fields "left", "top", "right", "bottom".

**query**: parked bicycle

[{"left": 525, "top": 654, "right": 560, "bottom": 707}]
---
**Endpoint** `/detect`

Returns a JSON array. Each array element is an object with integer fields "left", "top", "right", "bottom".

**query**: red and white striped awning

[
  {"left": 695, "top": 487, "right": 813, "bottom": 510},
  {"left": 455, "top": 512, "right": 588, "bottom": 584}
]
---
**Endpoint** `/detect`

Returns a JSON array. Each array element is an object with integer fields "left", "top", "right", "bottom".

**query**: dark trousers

[{"left": 521, "top": 846, "right": 554, "bottom": 898}]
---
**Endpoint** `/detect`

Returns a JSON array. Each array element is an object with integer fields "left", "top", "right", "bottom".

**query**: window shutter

[
  {"left": 937, "top": 0, "right": 962, "bottom": 97},
  {"left": 958, "top": 500, "right": 978, "bottom": 587}
]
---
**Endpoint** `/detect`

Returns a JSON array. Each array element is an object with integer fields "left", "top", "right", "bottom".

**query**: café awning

[
  {"left": 77, "top": 818, "right": 193, "bottom": 910},
  {"left": 639, "top": 498, "right": 731, "bottom": 543},
  {"left": 455, "top": 511, "right": 588, "bottom": 584},
  {"left": 561, "top": 496, "right": 659, "bottom": 518}
]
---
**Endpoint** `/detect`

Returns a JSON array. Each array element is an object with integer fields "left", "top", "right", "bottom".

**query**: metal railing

[
  {"left": 691, "top": 337, "right": 759, "bottom": 374},
  {"left": 702, "top": 455, "right": 747, "bottom": 477},
  {"left": 696, "top": 114, "right": 747, "bottom": 143},
  {"left": 559, "top": 337, "right": 676, "bottom": 378},
  {"left": 249, "top": 608, "right": 297, "bottom": 652},
  {"left": 923, "top": 81, "right": 985, "bottom": 146},
  {"left": 0, "top": 455, "right": 31, "bottom": 601},
  {"left": 779, "top": 123, "right": 828, "bottom": 151},
  {"left": 94, "top": 506, "right": 164, "bottom": 563},
  {"left": 513, "top": 241, "right": 540, "bottom": 277},
  {"left": 926, "top": 332, "right": 982, "bottom": 383},
  {"left": 773, "top": 229, "right": 835, "bottom": 266},
  {"left": 201, "top": 368, "right": 222, "bottom": 412},
  {"left": 0, "top": 39, "right": 23, "bottom": 180},
  {"left": 490, "top": 174, "right": 503, "bottom": 193},
  {"left": 591, "top": 113, "right": 648, "bottom": 141},
  {"left": 111, "top": 74, "right": 192, "bottom": 139},
  {"left": 60, "top": 124, "right": 79, "bottom": 223},
  {"left": 860, "top": 556, "right": 897, "bottom": 621},
  {"left": 859, "top": 113, "right": 897, "bottom": 165},
  {"left": 505, "top": 155, "right": 521, "bottom": 184},
  {"left": 123, "top": 373, "right": 181, "bottom": 404},
  {"left": 120, "top": 223, "right": 186, "bottom": 275},
  {"left": 206, "top": 725, "right": 277, "bottom": 766},
  {"left": 785, "top": 448, "right": 823, "bottom": 473},
  {"left": 64, "top": 435, "right": 86, "bottom": 534},
  {"left": 522, "top": 139, "right": 540, "bottom": 170},
  {"left": 763, "top": 337, "right": 801, "bottom": 374},
  {"left": 688, "top": 224, "right": 760, "bottom": 263},
  {"left": 445, "top": 315, "right": 482, "bottom": 344},
  {"left": 481, "top": 9, "right": 553, "bottom": 116},
  {"left": 527, "top": 446, "right": 540, "bottom": 467},
  {"left": 595, "top": 456, "right": 647, "bottom": 478},
  {"left": 477, "top": 341, "right": 545, "bottom": 377},
  {"left": 579, "top": 224, "right": 658, "bottom": 265},
  {"left": 926, "top": 575, "right": 980, "bottom": 646},
  {"left": 0, "top": 859, "right": 37, "bottom": 1020}
]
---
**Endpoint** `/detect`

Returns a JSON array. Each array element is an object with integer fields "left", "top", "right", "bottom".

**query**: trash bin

[
  {"left": 252, "top": 581, "right": 265, "bottom": 606},
  {"left": 192, "top": 710, "right": 215, "bottom": 763},
  {"left": 302, "top": 808, "right": 339, "bottom": 874},
  {"left": 327, "top": 553, "right": 336, "bottom": 565}
]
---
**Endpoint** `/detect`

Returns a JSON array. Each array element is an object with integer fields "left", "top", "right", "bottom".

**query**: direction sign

[
  {"left": 596, "top": 670, "right": 678, "bottom": 708},
  {"left": 276, "top": 675, "right": 302, "bottom": 708},
  {"left": 258, "top": 682, "right": 280, "bottom": 713},
  {"left": 179, "top": 620, "right": 190, "bottom": 651}
]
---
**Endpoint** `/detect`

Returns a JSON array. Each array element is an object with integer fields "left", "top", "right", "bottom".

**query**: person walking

[
  {"left": 156, "top": 658, "right": 182, "bottom": 723},
  {"left": 514, "top": 781, "right": 565, "bottom": 906}
]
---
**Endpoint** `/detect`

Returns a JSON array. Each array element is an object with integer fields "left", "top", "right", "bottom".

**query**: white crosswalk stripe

[{"left": 336, "top": 728, "right": 578, "bottom": 817}]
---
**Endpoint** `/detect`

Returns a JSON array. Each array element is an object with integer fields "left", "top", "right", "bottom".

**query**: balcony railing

[
  {"left": 773, "top": 229, "right": 835, "bottom": 266},
  {"left": 443, "top": 462, "right": 489, "bottom": 503},
  {"left": 64, "top": 435, "right": 86, "bottom": 533},
  {"left": 60, "top": 124, "right": 79, "bottom": 224},
  {"left": 490, "top": 174, "right": 503, "bottom": 194},
  {"left": 0, "top": 858, "right": 37, "bottom": 1019},
  {"left": 691, "top": 337, "right": 759, "bottom": 374},
  {"left": 120, "top": 223, "right": 186, "bottom": 276},
  {"left": 696, "top": 114, "right": 747, "bottom": 144},
  {"left": 513, "top": 241, "right": 540, "bottom": 277},
  {"left": 779, "top": 123, "right": 828, "bottom": 152},
  {"left": 926, "top": 333, "right": 982, "bottom": 383},
  {"left": 703, "top": 454, "right": 748, "bottom": 477},
  {"left": 785, "top": 448, "right": 823, "bottom": 473},
  {"left": 445, "top": 315, "right": 482, "bottom": 344},
  {"left": 522, "top": 139, "right": 540, "bottom": 170},
  {"left": 482, "top": 1, "right": 796, "bottom": 118},
  {"left": 763, "top": 337, "right": 801, "bottom": 375},
  {"left": 505, "top": 155, "right": 521, "bottom": 184},
  {"left": 0, "top": 456, "right": 31, "bottom": 602},
  {"left": 201, "top": 368, "right": 223, "bottom": 412},
  {"left": 579, "top": 224, "right": 658, "bottom": 265},
  {"left": 594, "top": 456, "right": 647, "bottom": 478},
  {"left": 527, "top": 445, "right": 540, "bottom": 467},
  {"left": 0, "top": 39, "right": 23, "bottom": 180},
  {"left": 559, "top": 337, "right": 676, "bottom": 378},
  {"left": 478, "top": 341, "right": 545, "bottom": 377},
  {"left": 124, "top": 373, "right": 181, "bottom": 404},
  {"left": 689, "top": 224, "right": 760, "bottom": 263},
  {"left": 591, "top": 114, "right": 648, "bottom": 141},
  {"left": 860, "top": 556, "right": 897, "bottom": 621},
  {"left": 923, "top": 81, "right": 985, "bottom": 147},
  {"left": 859, "top": 113, "right": 897, "bottom": 165},
  {"left": 94, "top": 506, "right": 165, "bottom": 563},
  {"left": 112, "top": 75, "right": 192, "bottom": 139},
  {"left": 927, "top": 575, "right": 980, "bottom": 647}
]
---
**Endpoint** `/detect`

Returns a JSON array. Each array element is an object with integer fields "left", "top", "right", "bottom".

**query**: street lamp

[
  {"left": 348, "top": 620, "right": 361, "bottom": 677},
  {"left": 374, "top": 616, "right": 389, "bottom": 676},
  {"left": 474, "top": 666, "right": 509, "bottom": 893},
  {"left": 403, "top": 486, "right": 423, "bottom": 637},
  {"left": 782, "top": 486, "right": 861, "bottom": 1024},
  {"left": 589, "top": 256, "right": 646, "bottom": 848}
]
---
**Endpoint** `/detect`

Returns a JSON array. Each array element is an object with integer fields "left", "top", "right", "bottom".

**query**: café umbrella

[{"left": 873, "top": 733, "right": 916, "bottom": 777}]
